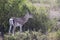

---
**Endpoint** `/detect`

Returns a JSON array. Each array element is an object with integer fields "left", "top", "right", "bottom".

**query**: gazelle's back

[{"left": 13, "top": 17, "right": 26, "bottom": 25}]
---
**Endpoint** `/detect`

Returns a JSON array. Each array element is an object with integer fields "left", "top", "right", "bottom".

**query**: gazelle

[{"left": 9, "top": 11, "right": 33, "bottom": 35}]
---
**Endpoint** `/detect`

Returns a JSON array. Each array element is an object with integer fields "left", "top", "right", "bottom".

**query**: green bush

[
  {"left": 4, "top": 31, "right": 60, "bottom": 40},
  {"left": 0, "top": 0, "right": 57, "bottom": 34},
  {"left": 4, "top": 31, "right": 45, "bottom": 40}
]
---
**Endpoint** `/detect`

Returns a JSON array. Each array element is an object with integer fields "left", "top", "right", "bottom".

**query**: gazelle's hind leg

[{"left": 9, "top": 25, "right": 12, "bottom": 34}]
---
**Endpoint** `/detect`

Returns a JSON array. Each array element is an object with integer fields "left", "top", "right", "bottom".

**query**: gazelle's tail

[{"left": 9, "top": 18, "right": 14, "bottom": 25}]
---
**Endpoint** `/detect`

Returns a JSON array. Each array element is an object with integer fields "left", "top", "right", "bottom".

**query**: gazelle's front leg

[
  {"left": 9, "top": 25, "right": 12, "bottom": 34},
  {"left": 12, "top": 26, "right": 16, "bottom": 36},
  {"left": 20, "top": 24, "right": 22, "bottom": 32}
]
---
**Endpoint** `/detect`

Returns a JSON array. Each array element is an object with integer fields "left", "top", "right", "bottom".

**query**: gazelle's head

[{"left": 26, "top": 11, "right": 33, "bottom": 19}]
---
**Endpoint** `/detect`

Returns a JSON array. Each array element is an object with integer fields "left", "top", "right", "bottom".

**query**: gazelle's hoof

[
  {"left": 9, "top": 33, "right": 11, "bottom": 35},
  {"left": 12, "top": 34, "right": 14, "bottom": 36}
]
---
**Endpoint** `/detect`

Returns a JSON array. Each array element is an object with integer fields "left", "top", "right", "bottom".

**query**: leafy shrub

[
  {"left": 0, "top": 0, "right": 57, "bottom": 34},
  {"left": 4, "top": 31, "right": 47, "bottom": 40}
]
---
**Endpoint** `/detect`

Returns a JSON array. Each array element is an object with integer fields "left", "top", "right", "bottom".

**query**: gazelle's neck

[{"left": 24, "top": 14, "right": 29, "bottom": 22}]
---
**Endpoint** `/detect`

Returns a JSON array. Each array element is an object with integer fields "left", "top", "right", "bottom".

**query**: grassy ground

[{"left": 4, "top": 31, "right": 60, "bottom": 40}]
